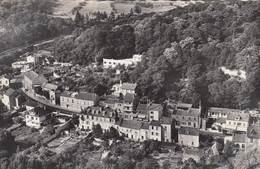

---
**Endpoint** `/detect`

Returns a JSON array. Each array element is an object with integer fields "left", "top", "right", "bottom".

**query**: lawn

[{"left": 53, "top": 0, "right": 203, "bottom": 19}]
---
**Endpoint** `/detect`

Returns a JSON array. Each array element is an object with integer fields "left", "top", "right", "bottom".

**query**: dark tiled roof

[
  {"left": 227, "top": 112, "right": 250, "bottom": 122},
  {"left": 23, "top": 71, "right": 48, "bottom": 85},
  {"left": 247, "top": 125, "right": 260, "bottom": 139},
  {"left": 60, "top": 91, "right": 74, "bottom": 97},
  {"left": 75, "top": 92, "right": 98, "bottom": 101},
  {"left": 120, "top": 119, "right": 143, "bottom": 130},
  {"left": 25, "top": 101, "right": 38, "bottom": 107},
  {"left": 179, "top": 127, "right": 199, "bottom": 136},
  {"left": 176, "top": 103, "right": 192, "bottom": 109},
  {"left": 141, "top": 122, "right": 149, "bottom": 129},
  {"left": 174, "top": 108, "right": 200, "bottom": 117},
  {"left": 42, "top": 82, "right": 58, "bottom": 91},
  {"left": 233, "top": 131, "right": 246, "bottom": 143},
  {"left": 124, "top": 93, "right": 135, "bottom": 103},
  {"left": 150, "top": 120, "right": 161, "bottom": 126},
  {"left": 27, "top": 107, "right": 52, "bottom": 117},
  {"left": 121, "top": 83, "right": 136, "bottom": 90},
  {"left": 4, "top": 88, "right": 19, "bottom": 97},
  {"left": 105, "top": 99, "right": 117, "bottom": 104},
  {"left": 161, "top": 117, "right": 173, "bottom": 125},
  {"left": 23, "top": 71, "right": 38, "bottom": 81},
  {"left": 136, "top": 104, "right": 147, "bottom": 111}
]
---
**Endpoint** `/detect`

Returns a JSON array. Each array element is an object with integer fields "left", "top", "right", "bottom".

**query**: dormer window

[{"left": 235, "top": 116, "right": 241, "bottom": 121}]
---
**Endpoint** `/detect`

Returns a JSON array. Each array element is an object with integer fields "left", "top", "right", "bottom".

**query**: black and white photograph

[{"left": 0, "top": 0, "right": 260, "bottom": 168}]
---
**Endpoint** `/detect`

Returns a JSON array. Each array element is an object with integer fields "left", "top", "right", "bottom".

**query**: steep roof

[
  {"left": 148, "top": 103, "right": 162, "bottom": 111},
  {"left": 141, "top": 122, "right": 149, "bottom": 129},
  {"left": 150, "top": 120, "right": 161, "bottom": 127},
  {"left": 4, "top": 88, "right": 19, "bottom": 97},
  {"left": 161, "top": 117, "right": 173, "bottom": 125},
  {"left": 247, "top": 125, "right": 260, "bottom": 139},
  {"left": 27, "top": 107, "right": 52, "bottom": 117},
  {"left": 227, "top": 112, "right": 250, "bottom": 122},
  {"left": 25, "top": 101, "right": 38, "bottom": 107},
  {"left": 105, "top": 99, "right": 117, "bottom": 104},
  {"left": 136, "top": 104, "right": 147, "bottom": 112},
  {"left": 179, "top": 127, "right": 199, "bottom": 136},
  {"left": 42, "top": 82, "right": 58, "bottom": 91},
  {"left": 75, "top": 92, "right": 98, "bottom": 101},
  {"left": 124, "top": 93, "right": 135, "bottom": 103},
  {"left": 176, "top": 103, "right": 192, "bottom": 109},
  {"left": 23, "top": 70, "right": 48, "bottom": 86},
  {"left": 121, "top": 83, "right": 136, "bottom": 90},
  {"left": 120, "top": 119, "right": 143, "bottom": 130},
  {"left": 233, "top": 131, "right": 246, "bottom": 143},
  {"left": 23, "top": 71, "right": 38, "bottom": 81},
  {"left": 175, "top": 108, "right": 200, "bottom": 117}
]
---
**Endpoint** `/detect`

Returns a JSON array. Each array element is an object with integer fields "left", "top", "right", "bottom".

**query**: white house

[
  {"left": 103, "top": 54, "right": 142, "bottom": 69},
  {"left": 25, "top": 107, "right": 53, "bottom": 128},
  {"left": 0, "top": 75, "right": 10, "bottom": 89},
  {"left": 225, "top": 112, "right": 250, "bottom": 132}
]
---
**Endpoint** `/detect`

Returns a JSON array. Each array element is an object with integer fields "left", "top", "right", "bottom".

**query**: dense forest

[
  {"left": 54, "top": 1, "right": 260, "bottom": 110},
  {"left": 0, "top": 0, "right": 74, "bottom": 53}
]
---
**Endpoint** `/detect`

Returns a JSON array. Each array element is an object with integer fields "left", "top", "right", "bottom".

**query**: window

[
  {"left": 176, "top": 116, "right": 178, "bottom": 119},
  {"left": 194, "top": 118, "right": 196, "bottom": 120},
  {"left": 156, "top": 127, "right": 158, "bottom": 130},
  {"left": 150, "top": 116, "right": 153, "bottom": 119},
  {"left": 229, "top": 122, "right": 231, "bottom": 125},
  {"left": 242, "top": 144, "right": 245, "bottom": 148},
  {"left": 233, "top": 122, "right": 236, "bottom": 125},
  {"left": 194, "top": 123, "right": 196, "bottom": 127},
  {"left": 192, "top": 142, "right": 194, "bottom": 146},
  {"left": 152, "top": 126, "right": 154, "bottom": 130},
  {"left": 72, "top": 99, "right": 74, "bottom": 103},
  {"left": 31, "top": 117, "right": 34, "bottom": 120},
  {"left": 150, "top": 111, "right": 154, "bottom": 114},
  {"left": 62, "top": 98, "right": 64, "bottom": 101},
  {"left": 151, "top": 132, "right": 154, "bottom": 135},
  {"left": 67, "top": 98, "right": 69, "bottom": 102},
  {"left": 188, "top": 122, "right": 191, "bottom": 126},
  {"left": 156, "top": 133, "right": 158, "bottom": 136},
  {"left": 164, "top": 127, "right": 167, "bottom": 131}
]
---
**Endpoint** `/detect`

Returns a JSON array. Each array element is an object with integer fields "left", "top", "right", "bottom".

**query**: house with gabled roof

[
  {"left": 225, "top": 111, "right": 250, "bottom": 132},
  {"left": 23, "top": 70, "right": 48, "bottom": 95},
  {"left": 207, "top": 107, "right": 241, "bottom": 119},
  {"left": 2, "top": 88, "right": 24, "bottom": 110},
  {"left": 172, "top": 108, "right": 201, "bottom": 129},
  {"left": 25, "top": 107, "right": 53, "bottom": 129},
  {"left": 0, "top": 75, "right": 10, "bottom": 89},
  {"left": 115, "top": 119, "right": 143, "bottom": 140},
  {"left": 161, "top": 117, "right": 174, "bottom": 143},
  {"left": 60, "top": 91, "right": 99, "bottom": 111},
  {"left": 178, "top": 127, "right": 200, "bottom": 148},
  {"left": 246, "top": 125, "right": 260, "bottom": 148},
  {"left": 112, "top": 81, "right": 137, "bottom": 96},
  {"left": 79, "top": 106, "right": 117, "bottom": 132},
  {"left": 149, "top": 120, "right": 162, "bottom": 141},
  {"left": 135, "top": 103, "right": 164, "bottom": 122}
]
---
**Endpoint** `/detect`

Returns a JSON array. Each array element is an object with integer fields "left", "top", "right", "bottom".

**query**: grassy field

[{"left": 53, "top": 0, "right": 202, "bottom": 19}]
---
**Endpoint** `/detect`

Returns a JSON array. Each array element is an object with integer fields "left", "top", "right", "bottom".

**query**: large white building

[
  {"left": 60, "top": 91, "right": 99, "bottom": 111},
  {"left": 103, "top": 54, "right": 142, "bottom": 69}
]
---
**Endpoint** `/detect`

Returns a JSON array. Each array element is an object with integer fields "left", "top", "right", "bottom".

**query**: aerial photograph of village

[{"left": 0, "top": 0, "right": 259, "bottom": 168}]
